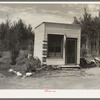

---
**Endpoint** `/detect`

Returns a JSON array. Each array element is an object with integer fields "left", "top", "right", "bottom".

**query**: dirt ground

[
  {"left": 0, "top": 67, "right": 100, "bottom": 89},
  {"left": 0, "top": 51, "right": 100, "bottom": 89}
]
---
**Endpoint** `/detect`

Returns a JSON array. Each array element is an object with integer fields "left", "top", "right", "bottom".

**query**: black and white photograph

[{"left": 0, "top": 2, "right": 100, "bottom": 91}]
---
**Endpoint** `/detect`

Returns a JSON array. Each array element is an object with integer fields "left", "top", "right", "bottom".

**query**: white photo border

[{"left": 0, "top": 1, "right": 100, "bottom": 98}]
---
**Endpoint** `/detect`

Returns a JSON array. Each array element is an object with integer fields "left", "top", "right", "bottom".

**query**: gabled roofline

[{"left": 35, "top": 21, "right": 80, "bottom": 29}]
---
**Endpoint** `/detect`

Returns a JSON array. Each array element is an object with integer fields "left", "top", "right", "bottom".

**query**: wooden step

[{"left": 60, "top": 65, "right": 80, "bottom": 68}]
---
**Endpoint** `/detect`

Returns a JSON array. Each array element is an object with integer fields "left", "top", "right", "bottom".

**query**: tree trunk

[
  {"left": 96, "top": 35, "right": 99, "bottom": 56},
  {"left": 85, "top": 36, "right": 89, "bottom": 54}
]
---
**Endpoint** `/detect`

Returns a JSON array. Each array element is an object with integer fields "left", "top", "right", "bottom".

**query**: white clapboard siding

[{"left": 34, "top": 23, "right": 45, "bottom": 62}]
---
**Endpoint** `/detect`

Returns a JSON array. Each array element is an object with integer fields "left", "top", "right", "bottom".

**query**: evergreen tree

[
  {"left": 73, "top": 8, "right": 100, "bottom": 57},
  {"left": 0, "top": 19, "right": 34, "bottom": 65},
  {"left": 73, "top": 17, "right": 80, "bottom": 24}
]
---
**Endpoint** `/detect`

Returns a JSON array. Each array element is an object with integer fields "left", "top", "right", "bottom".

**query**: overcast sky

[{"left": 0, "top": 3, "right": 100, "bottom": 29}]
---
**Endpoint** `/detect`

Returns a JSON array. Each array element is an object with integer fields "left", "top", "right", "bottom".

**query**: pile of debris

[
  {"left": 80, "top": 57, "right": 100, "bottom": 68},
  {"left": 47, "top": 65, "right": 62, "bottom": 70}
]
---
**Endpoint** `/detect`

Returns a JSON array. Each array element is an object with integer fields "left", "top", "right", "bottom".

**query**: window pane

[
  {"left": 48, "top": 47, "right": 55, "bottom": 52},
  {"left": 55, "top": 47, "right": 61, "bottom": 52}
]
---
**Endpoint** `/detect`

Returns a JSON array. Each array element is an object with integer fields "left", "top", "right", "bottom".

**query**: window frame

[{"left": 47, "top": 34, "right": 63, "bottom": 58}]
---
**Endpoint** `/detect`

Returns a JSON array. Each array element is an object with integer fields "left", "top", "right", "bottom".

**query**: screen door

[{"left": 65, "top": 38, "right": 77, "bottom": 64}]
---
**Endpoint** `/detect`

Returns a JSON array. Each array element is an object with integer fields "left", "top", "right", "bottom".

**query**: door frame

[{"left": 65, "top": 38, "right": 77, "bottom": 65}]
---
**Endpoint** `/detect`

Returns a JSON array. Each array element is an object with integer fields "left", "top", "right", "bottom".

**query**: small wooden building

[{"left": 34, "top": 22, "right": 81, "bottom": 67}]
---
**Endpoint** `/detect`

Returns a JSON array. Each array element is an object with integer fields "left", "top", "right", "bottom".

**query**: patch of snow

[
  {"left": 8, "top": 69, "right": 14, "bottom": 72},
  {"left": 16, "top": 72, "right": 23, "bottom": 77},
  {"left": 94, "top": 57, "right": 100, "bottom": 61},
  {"left": 26, "top": 72, "right": 33, "bottom": 77},
  {"left": 91, "top": 60, "right": 95, "bottom": 63}
]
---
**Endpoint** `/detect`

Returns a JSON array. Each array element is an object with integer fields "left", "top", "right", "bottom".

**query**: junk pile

[
  {"left": 47, "top": 65, "right": 62, "bottom": 70},
  {"left": 80, "top": 57, "right": 100, "bottom": 68},
  {"left": 8, "top": 54, "right": 46, "bottom": 77}
]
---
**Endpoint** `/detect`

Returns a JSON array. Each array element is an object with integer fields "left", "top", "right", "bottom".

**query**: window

[{"left": 48, "top": 34, "right": 63, "bottom": 58}]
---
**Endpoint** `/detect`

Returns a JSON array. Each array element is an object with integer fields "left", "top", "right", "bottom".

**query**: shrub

[
  {"left": 25, "top": 56, "right": 41, "bottom": 72},
  {"left": 81, "top": 48, "right": 87, "bottom": 57},
  {"left": 10, "top": 52, "right": 42, "bottom": 74}
]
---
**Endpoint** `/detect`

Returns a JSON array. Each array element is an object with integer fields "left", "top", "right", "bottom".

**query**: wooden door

[{"left": 65, "top": 38, "right": 77, "bottom": 64}]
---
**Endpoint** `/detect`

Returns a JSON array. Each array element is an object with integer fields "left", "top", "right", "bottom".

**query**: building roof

[{"left": 35, "top": 21, "right": 80, "bottom": 29}]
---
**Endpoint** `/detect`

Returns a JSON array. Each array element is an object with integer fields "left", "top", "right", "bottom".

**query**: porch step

[{"left": 60, "top": 65, "right": 81, "bottom": 68}]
